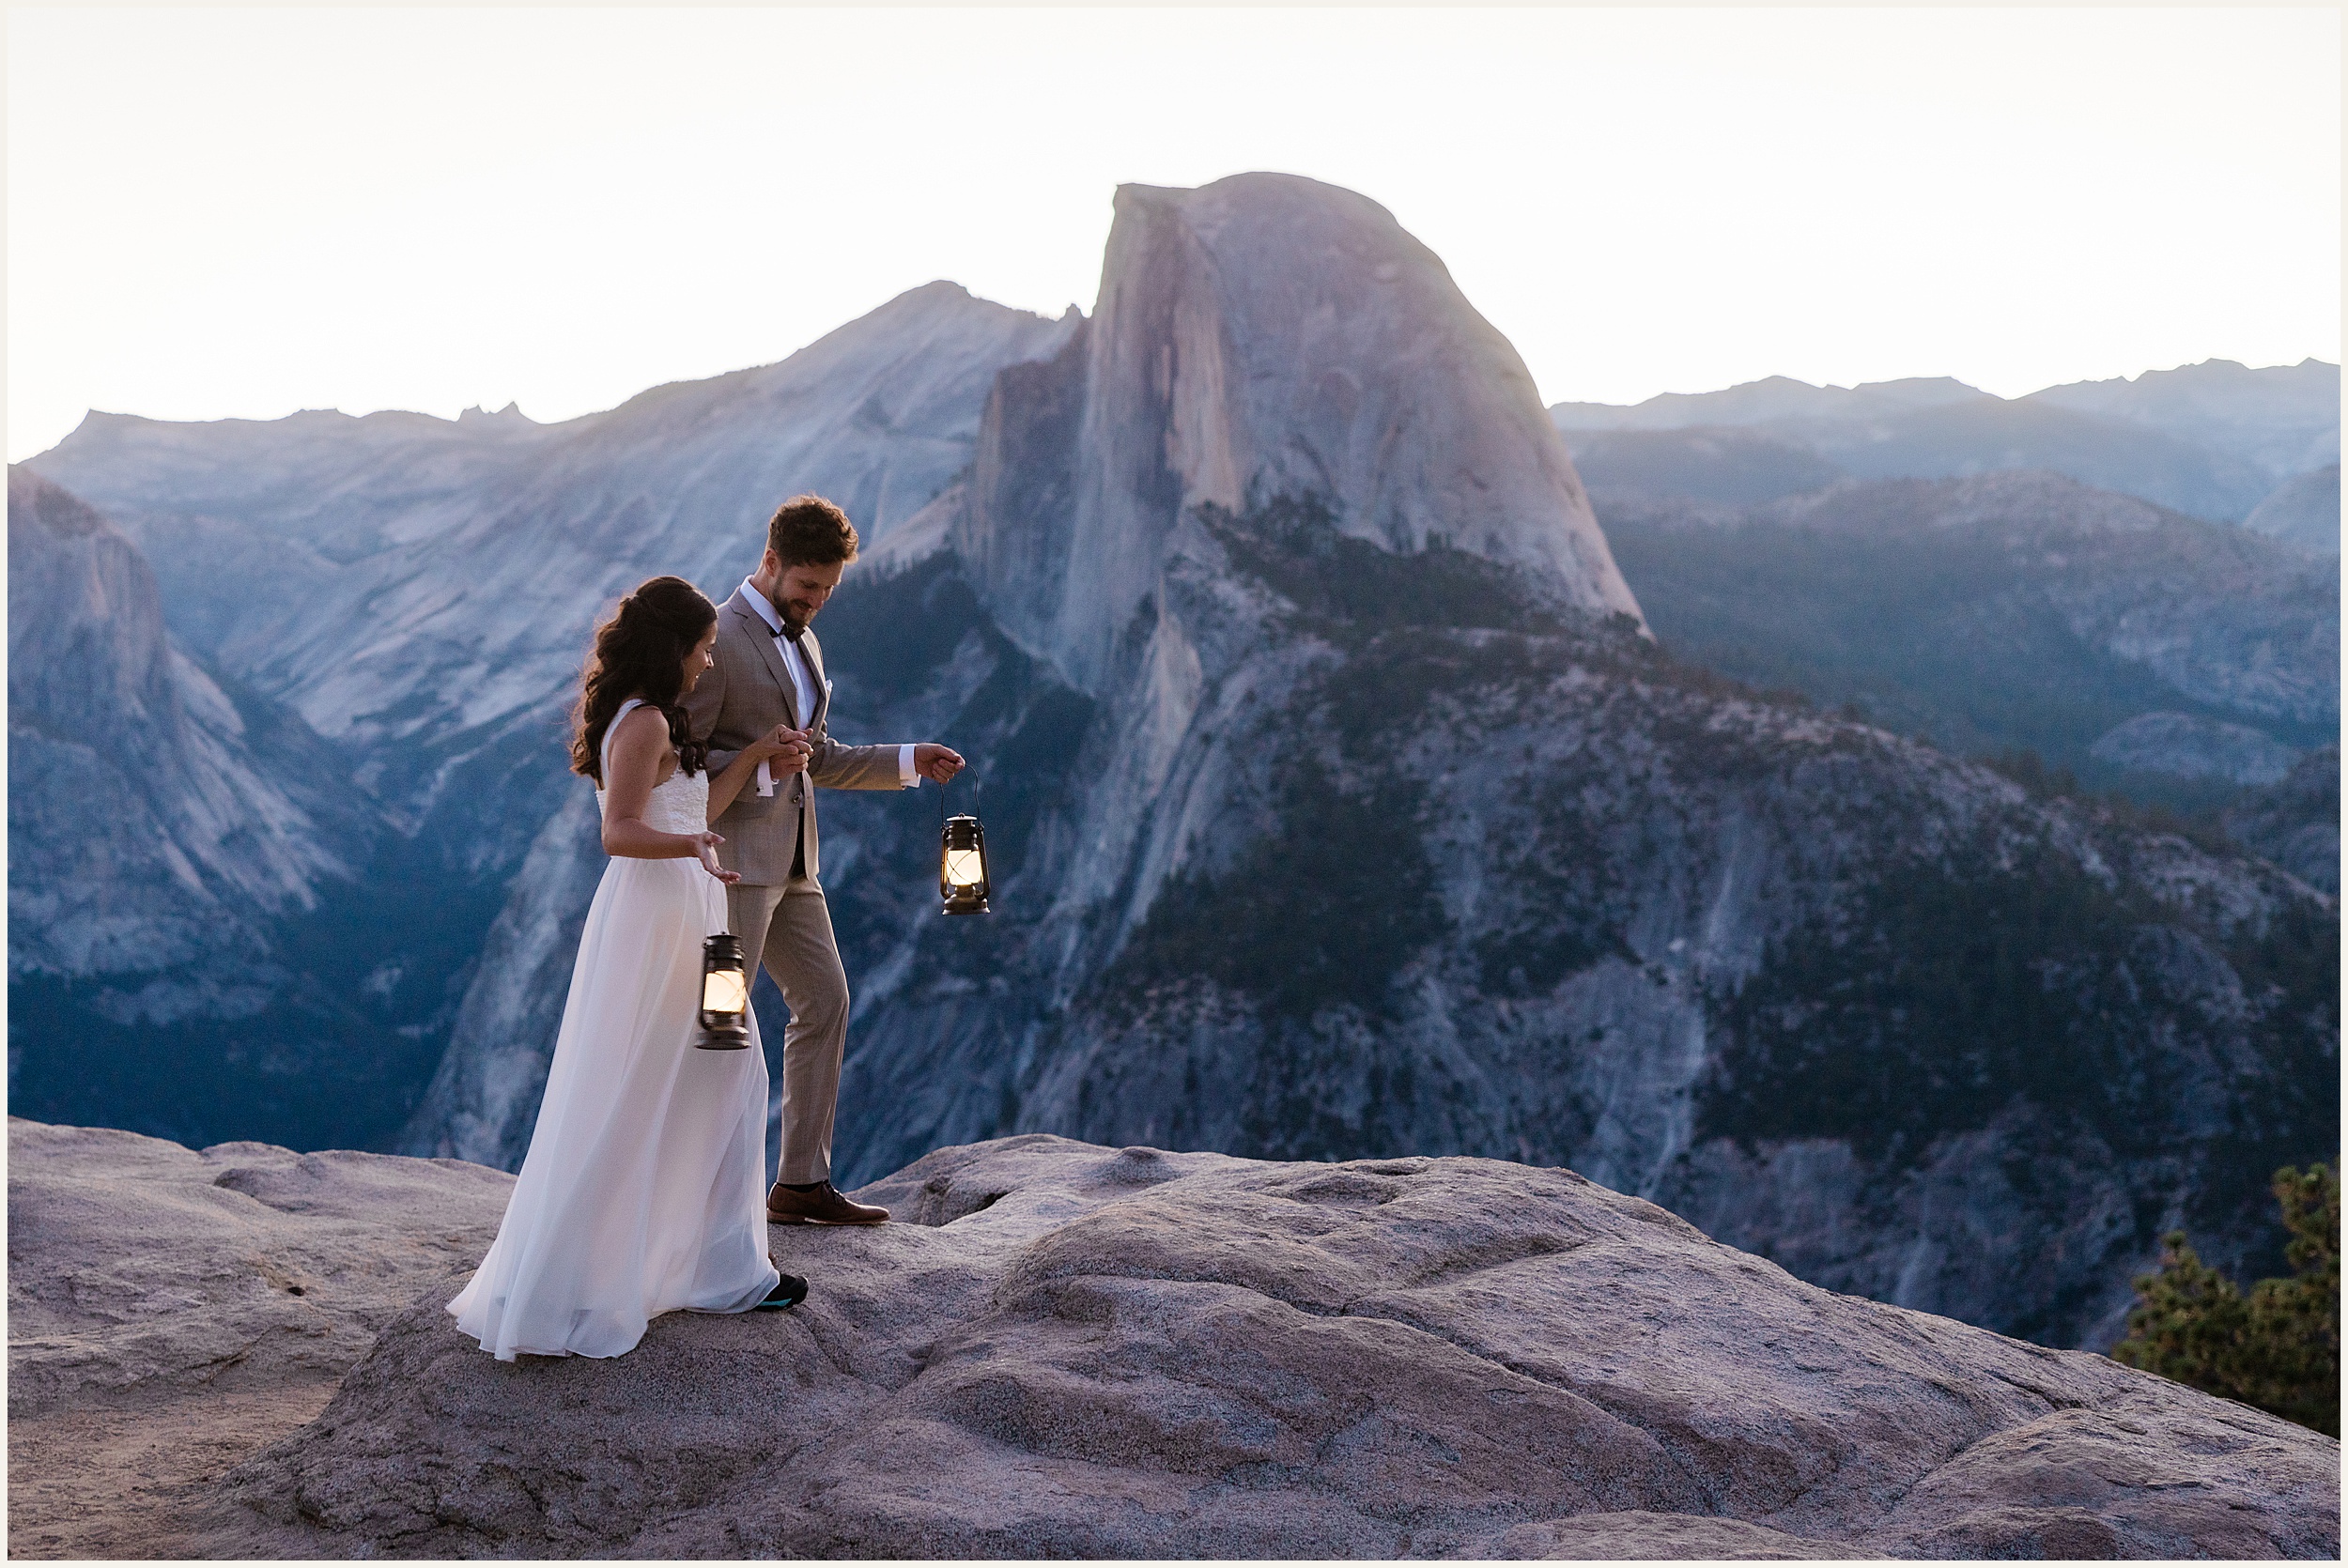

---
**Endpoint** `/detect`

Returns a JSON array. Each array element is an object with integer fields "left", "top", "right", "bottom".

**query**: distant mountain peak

[
  {"left": 2062, "top": 356, "right": 2341, "bottom": 387},
  {"left": 1118, "top": 169, "right": 1404, "bottom": 223},
  {"left": 1554, "top": 356, "right": 2338, "bottom": 512},
  {"left": 456, "top": 402, "right": 533, "bottom": 426},
  {"left": 956, "top": 171, "right": 1642, "bottom": 688},
  {"left": 1552, "top": 376, "right": 1990, "bottom": 433},
  {"left": 1850, "top": 376, "right": 1991, "bottom": 407},
  {"left": 902, "top": 277, "right": 976, "bottom": 301},
  {"left": 864, "top": 277, "right": 1074, "bottom": 328}
]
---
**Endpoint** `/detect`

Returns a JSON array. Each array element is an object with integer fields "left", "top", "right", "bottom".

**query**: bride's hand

[
  {"left": 691, "top": 832, "right": 738, "bottom": 884},
  {"left": 763, "top": 725, "right": 814, "bottom": 776}
]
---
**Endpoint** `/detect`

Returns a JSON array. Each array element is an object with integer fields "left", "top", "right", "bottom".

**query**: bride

[{"left": 451, "top": 576, "right": 809, "bottom": 1360}]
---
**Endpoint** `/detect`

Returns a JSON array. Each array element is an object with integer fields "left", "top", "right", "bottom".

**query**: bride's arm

[
  {"left": 705, "top": 724, "right": 804, "bottom": 822},
  {"left": 601, "top": 707, "right": 714, "bottom": 864}
]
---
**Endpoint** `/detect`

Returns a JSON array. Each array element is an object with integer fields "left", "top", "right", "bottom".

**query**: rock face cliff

[
  {"left": 7, "top": 468, "right": 342, "bottom": 979},
  {"left": 953, "top": 175, "right": 1640, "bottom": 695},
  {"left": 7, "top": 1118, "right": 511, "bottom": 1420},
  {"left": 3, "top": 470, "right": 440, "bottom": 1146},
  {"left": 11, "top": 1128, "right": 2317, "bottom": 1560},
  {"left": 396, "top": 792, "right": 605, "bottom": 1165}
]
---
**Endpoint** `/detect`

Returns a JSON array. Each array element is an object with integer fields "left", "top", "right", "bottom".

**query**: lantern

[
  {"left": 940, "top": 813, "right": 991, "bottom": 915},
  {"left": 697, "top": 932, "right": 751, "bottom": 1050}
]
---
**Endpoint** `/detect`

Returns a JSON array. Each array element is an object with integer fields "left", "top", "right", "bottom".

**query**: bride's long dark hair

[{"left": 572, "top": 576, "right": 716, "bottom": 784}]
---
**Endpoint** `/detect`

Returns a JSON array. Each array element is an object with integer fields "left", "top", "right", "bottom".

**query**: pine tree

[{"left": 2111, "top": 1164, "right": 2339, "bottom": 1437}]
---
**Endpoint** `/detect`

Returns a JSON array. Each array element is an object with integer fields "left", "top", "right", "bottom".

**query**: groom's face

[{"left": 767, "top": 553, "right": 847, "bottom": 629}]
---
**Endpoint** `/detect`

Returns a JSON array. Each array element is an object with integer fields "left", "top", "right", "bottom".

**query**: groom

[{"left": 685, "top": 494, "right": 964, "bottom": 1225}]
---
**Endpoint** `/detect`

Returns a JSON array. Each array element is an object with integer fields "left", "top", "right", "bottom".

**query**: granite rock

[
  {"left": 6, "top": 469, "right": 344, "bottom": 979},
  {"left": 186, "top": 1133, "right": 2337, "bottom": 1559},
  {"left": 6, "top": 1118, "right": 512, "bottom": 1418},
  {"left": 952, "top": 172, "right": 1645, "bottom": 698}
]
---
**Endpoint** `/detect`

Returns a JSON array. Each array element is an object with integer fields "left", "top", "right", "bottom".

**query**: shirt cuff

[
  {"left": 756, "top": 759, "right": 774, "bottom": 798},
  {"left": 900, "top": 744, "right": 918, "bottom": 788}
]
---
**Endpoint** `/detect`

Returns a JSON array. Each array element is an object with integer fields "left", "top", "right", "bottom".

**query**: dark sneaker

[{"left": 754, "top": 1270, "right": 809, "bottom": 1311}]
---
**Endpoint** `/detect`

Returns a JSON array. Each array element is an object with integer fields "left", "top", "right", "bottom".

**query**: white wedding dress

[{"left": 450, "top": 699, "right": 780, "bottom": 1360}]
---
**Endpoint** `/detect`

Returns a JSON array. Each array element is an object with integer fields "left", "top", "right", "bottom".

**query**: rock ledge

[{"left": 193, "top": 1133, "right": 2336, "bottom": 1559}]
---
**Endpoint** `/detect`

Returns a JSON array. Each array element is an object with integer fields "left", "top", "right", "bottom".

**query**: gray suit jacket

[{"left": 683, "top": 586, "right": 904, "bottom": 885}]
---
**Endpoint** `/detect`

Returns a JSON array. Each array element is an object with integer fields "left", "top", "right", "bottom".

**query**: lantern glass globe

[{"left": 702, "top": 968, "right": 749, "bottom": 1014}]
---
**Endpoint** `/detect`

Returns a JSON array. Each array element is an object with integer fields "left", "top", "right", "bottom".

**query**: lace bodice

[{"left": 595, "top": 699, "right": 710, "bottom": 836}]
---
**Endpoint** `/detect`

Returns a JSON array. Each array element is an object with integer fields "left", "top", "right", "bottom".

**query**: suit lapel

[
  {"left": 800, "top": 628, "right": 830, "bottom": 734},
  {"left": 729, "top": 592, "right": 803, "bottom": 728}
]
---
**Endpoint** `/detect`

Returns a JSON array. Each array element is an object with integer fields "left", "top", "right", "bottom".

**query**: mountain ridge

[
  {"left": 1589, "top": 468, "right": 2337, "bottom": 810},
  {"left": 1551, "top": 359, "right": 2340, "bottom": 523},
  {"left": 10, "top": 284, "right": 1080, "bottom": 1153},
  {"left": 25, "top": 280, "right": 1078, "bottom": 744}
]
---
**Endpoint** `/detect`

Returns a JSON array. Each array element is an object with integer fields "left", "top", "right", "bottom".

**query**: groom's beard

[{"left": 764, "top": 585, "right": 817, "bottom": 635}]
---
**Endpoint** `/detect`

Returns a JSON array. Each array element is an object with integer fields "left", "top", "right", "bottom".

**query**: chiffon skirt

[{"left": 449, "top": 853, "right": 780, "bottom": 1360}]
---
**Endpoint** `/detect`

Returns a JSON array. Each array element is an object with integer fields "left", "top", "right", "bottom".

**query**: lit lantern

[
  {"left": 697, "top": 933, "right": 751, "bottom": 1050},
  {"left": 940, "top": 812, "right": 992, "bottom": 915}
]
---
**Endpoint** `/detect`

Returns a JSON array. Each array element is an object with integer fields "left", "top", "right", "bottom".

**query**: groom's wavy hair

[
  {"left": 571, "top": 576, "right": 717, "bottom": 784},
  {"left": 768, "top": 494, "right": 859, "bottom": 567}
]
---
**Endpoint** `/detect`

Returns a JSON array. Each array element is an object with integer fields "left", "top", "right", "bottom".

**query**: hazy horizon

[
  {"left": 23, "top": 320, "right": 2338, "bottom": 453},
  {"left": 10, "top": 8, "right": 2339, "bottom": 462}
]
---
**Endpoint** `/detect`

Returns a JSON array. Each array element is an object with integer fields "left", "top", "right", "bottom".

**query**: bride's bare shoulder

[
  {"left": 613, "top": 701, "right": 670, "bottom": 738},
  {"left": 608, "top": 702, "right": 677, "bottom": 764}
]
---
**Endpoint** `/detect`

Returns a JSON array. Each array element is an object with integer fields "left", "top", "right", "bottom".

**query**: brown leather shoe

[{"left": 766, "top": 1180, "right": 889, "bottom": 1225}]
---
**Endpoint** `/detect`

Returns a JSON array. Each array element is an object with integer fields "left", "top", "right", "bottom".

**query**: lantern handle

[{"left": 939, "top": 769, "right": 978, "bottom": 823}]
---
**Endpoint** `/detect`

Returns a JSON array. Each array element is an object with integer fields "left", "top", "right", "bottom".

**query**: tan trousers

[{"left": 726, "top": 879, "right": 849, "bottom": 1186}]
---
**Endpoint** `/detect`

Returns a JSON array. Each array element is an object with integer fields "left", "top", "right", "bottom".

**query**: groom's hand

[
  {"left": 914, "top": 744, "right": 965, "bottom": 784},
  {"left": 768, "top": 726, "right": 813, "bottom": 776}
]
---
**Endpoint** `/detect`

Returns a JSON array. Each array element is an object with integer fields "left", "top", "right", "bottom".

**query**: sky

[{"left": 8, "top": 6, "right": 2340, "bottom": 462}]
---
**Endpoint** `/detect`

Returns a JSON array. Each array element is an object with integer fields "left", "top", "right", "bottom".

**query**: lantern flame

[{"left": 702, "top": 967, "right": 749, "bottom": 1014}]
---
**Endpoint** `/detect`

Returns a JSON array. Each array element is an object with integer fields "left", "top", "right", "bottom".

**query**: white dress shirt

[{"left": 738, "top": 578, "right": 917, "bottom": 797}]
